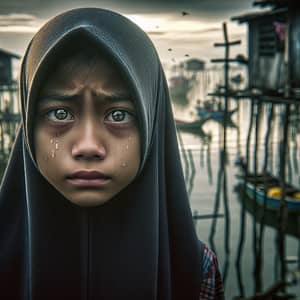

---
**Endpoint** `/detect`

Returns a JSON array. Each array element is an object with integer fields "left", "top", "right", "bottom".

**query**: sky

[{"left": 0, "top": 0, "right": 265, "bottom": 65}]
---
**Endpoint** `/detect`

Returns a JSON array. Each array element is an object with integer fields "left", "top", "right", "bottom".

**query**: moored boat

[
  {"left": 175, "top": 118, "right": 207, "bottom": 130},
  {"left": 235, "top": 180, "right": 300, "bottom": 238},
  {"left": 243, "top": 174, "right": 300, "bottom": 211},
  {"left": 195, "top": 107, "right": 237, "bottom": 120}
]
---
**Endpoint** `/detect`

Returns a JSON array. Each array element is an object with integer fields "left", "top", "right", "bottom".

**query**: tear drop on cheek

[
  {"left": 51, "top": 150, "right": 56, "bottom": 158},
  {"left": 122, "top": 162, "right": 127, "bottom": 167},
  {"left": 55, "top": 132, "right": 61, "bottom": 139}
]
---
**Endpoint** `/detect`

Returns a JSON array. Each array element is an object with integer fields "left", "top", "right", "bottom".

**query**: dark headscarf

[{"left": 0, "top": 8, "right": 203, "bottom": 300}]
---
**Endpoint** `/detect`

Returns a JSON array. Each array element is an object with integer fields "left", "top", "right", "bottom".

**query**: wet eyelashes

[
  {"left": 46, "top": 108, "right": 74, "bottom": 122},
  {"left": 45, "top": 108, "right": 135, "bottom": 124},
  {"left": 105, "top": 110, "right": 135, "bottom": 124}
]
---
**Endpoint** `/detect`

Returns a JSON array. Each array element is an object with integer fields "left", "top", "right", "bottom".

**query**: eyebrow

[{"left": 37, "top": 92, "right": 133, "bottom": 104}]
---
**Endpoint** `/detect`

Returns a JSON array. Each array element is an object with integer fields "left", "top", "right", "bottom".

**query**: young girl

[{"left": 0, "top": 8, "right": 224, "bottom": 299}]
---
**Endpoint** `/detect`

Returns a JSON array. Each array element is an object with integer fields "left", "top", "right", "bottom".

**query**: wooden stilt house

[{"left": 232, "top": 0, "right": 300, "bottom": 99}]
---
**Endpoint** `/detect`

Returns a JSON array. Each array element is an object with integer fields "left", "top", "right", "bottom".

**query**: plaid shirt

[{"left": 199, "top": 245, "right": 225, "bottom": 299}]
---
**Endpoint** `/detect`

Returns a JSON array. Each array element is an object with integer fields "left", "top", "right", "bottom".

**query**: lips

[
  {"left": 66, "top": 171, "right": 111, "bottom": 187},
  {"left": 68, "top": 171, "right": 111, "bottom": 180}
]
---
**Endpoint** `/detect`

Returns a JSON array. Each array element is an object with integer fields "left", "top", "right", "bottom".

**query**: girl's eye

[
  {"left": 105, "top": 110, "right": 134, "bottom": 124},
  {"left": 46, "top": 108, "right": 74, "bottom": 122}
]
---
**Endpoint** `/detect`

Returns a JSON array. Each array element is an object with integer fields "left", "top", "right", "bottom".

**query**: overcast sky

[{"left": 0, "top": 0, "right": 264, "bottom": 65}]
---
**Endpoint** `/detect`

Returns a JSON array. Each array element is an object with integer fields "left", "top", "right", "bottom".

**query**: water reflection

[
  {"left": 177, "top": 125, "right": 213, "bottom": 193},
  {"left": 172, "top": 90, "right": 300, "bottom": 298}
]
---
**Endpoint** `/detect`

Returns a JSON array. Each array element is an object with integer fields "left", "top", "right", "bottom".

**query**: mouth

[{"left": 66, "top": 171, "right": 111, "bottom": 188}]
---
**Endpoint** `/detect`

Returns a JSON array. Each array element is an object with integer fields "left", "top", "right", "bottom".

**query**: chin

[{"left": 65, "top": 192, "right": 113, "bottom": 207}]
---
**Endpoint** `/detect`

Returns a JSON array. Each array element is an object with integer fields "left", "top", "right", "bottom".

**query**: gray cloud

[
  {"left": 0, "top": 0, "right": 254, "bottom": 20},
  {"left": 187, "top": 28, "right": 222, "bottom": 34},
  {"left": 147, "top": 27, "right": 221, "bottom": 35},
  {"left": 0, "top": 0, "right": 254, "bottom": 62},
  {"left": 0, "top": 13, "right": 37, "bottom": 26}
]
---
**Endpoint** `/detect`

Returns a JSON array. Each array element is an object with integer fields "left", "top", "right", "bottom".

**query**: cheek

[
  {"left": 112, "top": 134, "right": 141, "bottom": 179},
  {"left": 34, "top": 126, "right": 64, "bottom": 177},
  {"left": 34, "top": 134, "right": 53, "bottom": 182},
  {"left": 34, "top": 126, "right": 50, "bottom": 162}
]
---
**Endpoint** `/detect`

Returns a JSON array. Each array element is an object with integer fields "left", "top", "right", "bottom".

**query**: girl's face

[{"left": 34, "top": 54, "right": 141, "bottom": 207}]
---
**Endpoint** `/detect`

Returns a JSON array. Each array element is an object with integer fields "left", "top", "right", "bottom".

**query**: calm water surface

[{"left": 173, "top": 93, "right": 300, "bottom": 299}]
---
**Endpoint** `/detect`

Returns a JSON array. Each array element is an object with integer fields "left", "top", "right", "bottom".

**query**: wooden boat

[
  {"left": 243, "top": 174, "right": 300, "bottom": 211},
  {"left": 175, "top": 118, "right": 207, "bottom": 130},
  {"left": 175, "top": 119, "right": 212, "bottom": 144},
  {"left": 195, "top": 107, "right": 237, "bottom": 120},
  {"left": 235, "top": 182, "right": 300, "bottom": 238},
  {"left": 213, "top": 117, "right": 238, "bottom": 128}
]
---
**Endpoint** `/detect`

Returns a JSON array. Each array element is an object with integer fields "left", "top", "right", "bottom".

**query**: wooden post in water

[{"left": 209, "top": 22, "right": 241, "bottom": 283}]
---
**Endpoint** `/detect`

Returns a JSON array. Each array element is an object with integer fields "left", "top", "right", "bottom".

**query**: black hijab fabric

[{"left": 0, "top": 8, "right": 203, "bottom": 300}]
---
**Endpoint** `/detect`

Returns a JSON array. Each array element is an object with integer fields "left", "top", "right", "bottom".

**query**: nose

[{"left": 71, "top": 121, "right": 106, "bottom": 161}]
